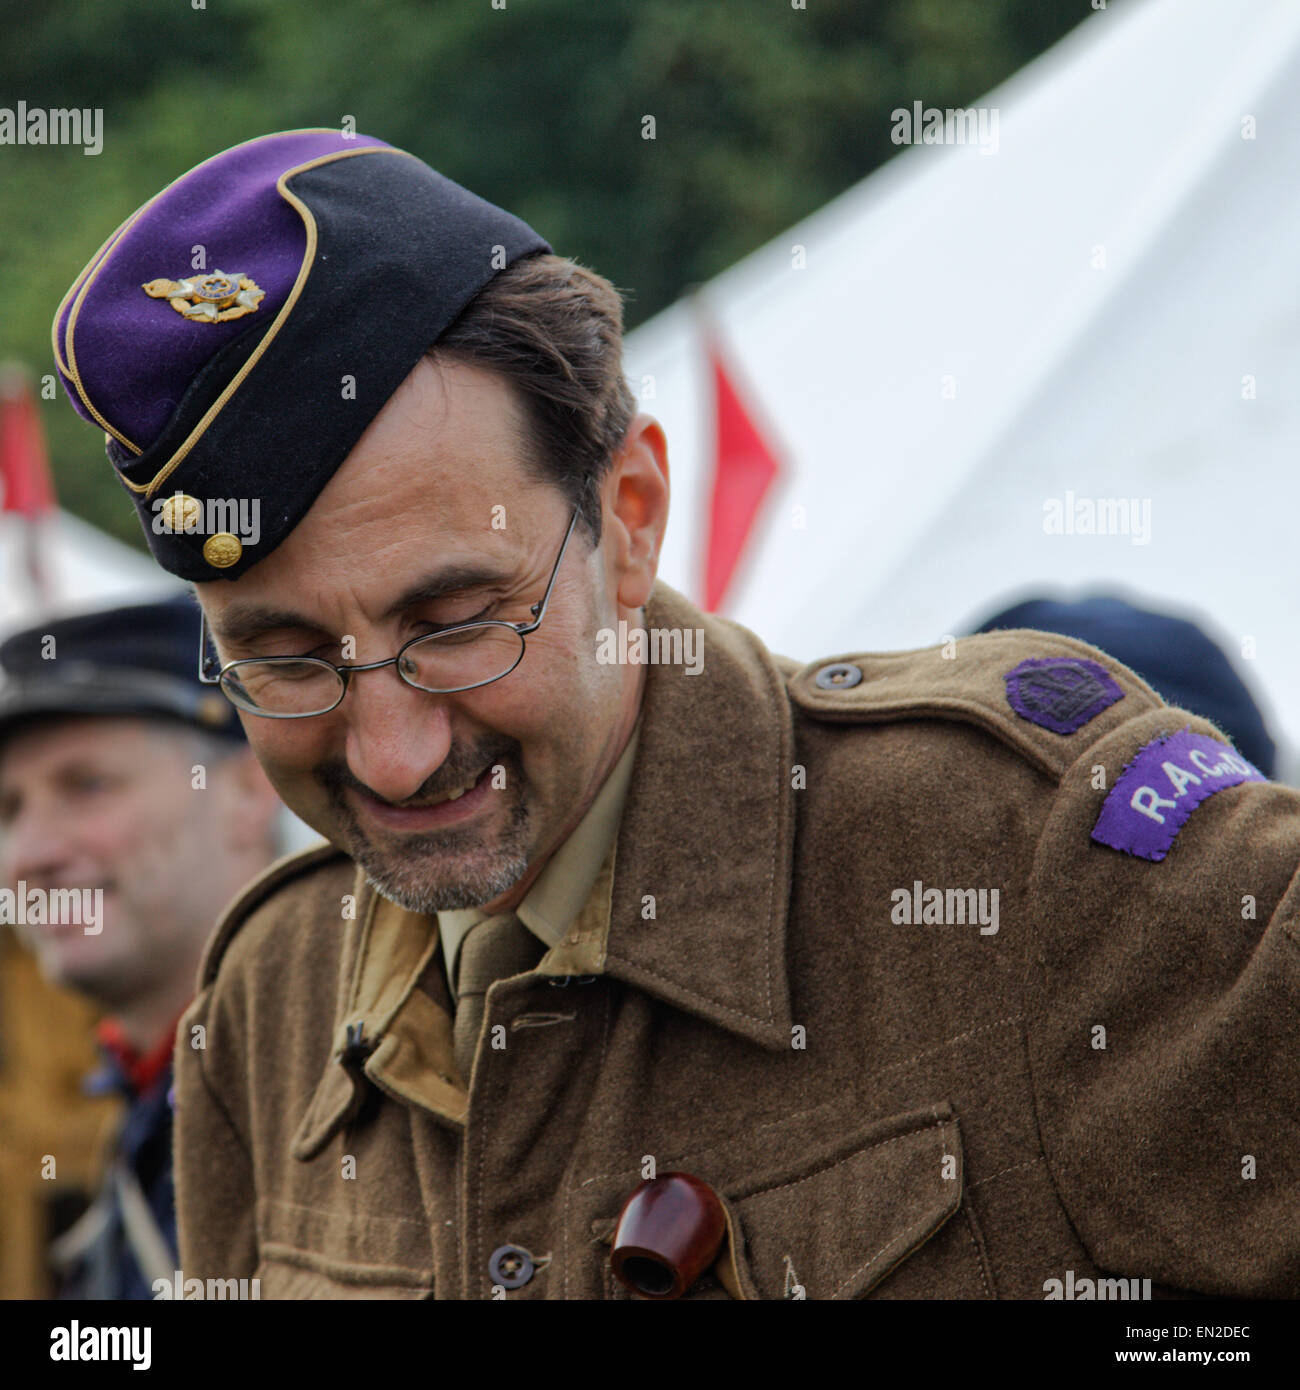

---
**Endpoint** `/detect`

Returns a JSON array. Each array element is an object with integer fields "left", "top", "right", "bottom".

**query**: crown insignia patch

[{"left": 141, "top": 270, "right": 264, "bottom": 322}]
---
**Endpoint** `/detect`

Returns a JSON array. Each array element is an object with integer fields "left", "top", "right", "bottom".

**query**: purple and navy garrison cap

[{"left": 51, "top": 128, "right": 550, "bottom": 581}]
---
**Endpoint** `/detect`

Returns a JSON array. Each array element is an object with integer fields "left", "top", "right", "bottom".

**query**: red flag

[
  {"left": 1, "top": 365, "right": 58, "bottom": 603},
  {"left": 702, "top": 333, "right": 780, "bottom": 612},
  {"left": 0, "top": 366, "right": 56, "bottom": 517}
]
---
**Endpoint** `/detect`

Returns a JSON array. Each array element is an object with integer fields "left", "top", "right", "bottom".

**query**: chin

[
  {"left": 343, "top": 783, "right": 535, "bottom": 913},
  {"left": 46, "top": 956, "right": 117, "bottom": 1000},
  {"left": 358, "top": 841, "right": 531, "bottom": 914}
]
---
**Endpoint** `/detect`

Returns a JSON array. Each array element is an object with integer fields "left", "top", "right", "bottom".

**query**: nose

[{"left": 342, "top": 662, "right": 455, "bottom": 803}]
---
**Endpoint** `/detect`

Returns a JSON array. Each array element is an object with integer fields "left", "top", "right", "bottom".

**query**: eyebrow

[
  {"left": 212, "top": 563, "right": 511, "bottom": 646},
  {"left": 381, "top": 563, "right": 510, "bottom": 622}
]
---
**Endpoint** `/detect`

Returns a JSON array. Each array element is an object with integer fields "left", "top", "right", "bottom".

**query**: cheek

[
  {"left": 76, "top": 784, "right": 206, "bottom": 904},
  {"left": 462, "top": 646, "right": 619, "bottom": 796},
  {"left": 244, "top": 721, "right": 329, "bottom": 782},
  {"left": 501, "top": 605, "right": 614, "bottom": 715},
  {"left": 241, "top": 723, "right": 339, "bottom": 829},
  {"left": 462, "top": 643, "right": 605, "bottom": 741},
  {"left": 76, "top": 791, "right": 166, "bottom": 865}
]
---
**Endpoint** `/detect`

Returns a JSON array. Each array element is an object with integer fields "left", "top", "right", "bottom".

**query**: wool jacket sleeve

[
  {"left": 173, "top": 986, "right": 259, "bottom": 1284},
  {"left": 172, "top": 843, "right": 348, "bottom": 1287},
  {"left": 1023, "top": 702, "right": 1300, "bottom": 1297},
  {"left": 791, "top": 626, "right": 1300, "bottom": 1297}
]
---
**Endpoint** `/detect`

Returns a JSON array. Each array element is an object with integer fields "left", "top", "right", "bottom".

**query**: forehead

[
  {"left": 209, "top": 356, "right": 551, "bottom": 608},
  {"left": 0, "top": 716, "right": 161, "bottom": 780},
  {"left": 342, "top": 354, "right": 531, "bottom": 497}
]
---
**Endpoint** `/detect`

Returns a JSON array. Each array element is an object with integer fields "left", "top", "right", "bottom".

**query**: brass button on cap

[
  {"left": 159, "top": 492, "right": 202, "bottom": 532},
  {"left": 202, "top": 532, "right": 243, "bottom": 569},
  {"left": 489, "top": 1244, "right": 535, "bottom": 1290},
  {"left": 814, "top": 662, "right": 862, "bottom": 690}
]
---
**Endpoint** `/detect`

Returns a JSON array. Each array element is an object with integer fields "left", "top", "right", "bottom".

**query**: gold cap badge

[
  {"left": 142, "top": 270, "right": 265, "bottom": 323},
  {"left": 202, "top": 532, "right": 243, "bottom": 569}
]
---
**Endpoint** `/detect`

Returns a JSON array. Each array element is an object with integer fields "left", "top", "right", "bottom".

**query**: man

[
  {"left": 0, "top": 597, "right": 282, "bottom": 1298},
  {"left": 50, "top": 128, "right": 1300, "bottom": 1299}
]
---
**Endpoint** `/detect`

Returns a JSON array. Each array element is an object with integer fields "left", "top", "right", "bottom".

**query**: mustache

[{"left": 316, "top": 735, "right": 521, "bottom": 809}]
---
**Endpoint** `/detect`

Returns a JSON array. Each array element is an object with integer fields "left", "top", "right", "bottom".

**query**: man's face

[
  {"left": 197, "top": 356, "right": 664, "bottom": 914},
  {"left": 0, "top": 717, "right": 233, "bottom": 1001}
]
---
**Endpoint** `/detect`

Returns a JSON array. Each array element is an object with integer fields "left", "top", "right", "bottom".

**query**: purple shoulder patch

[
  {"left": 1004, "top": 657, "right": 1124, "bottom": 735},
  {"left": 1091, "top": 728, "right": 1266, "bottom": 862}
]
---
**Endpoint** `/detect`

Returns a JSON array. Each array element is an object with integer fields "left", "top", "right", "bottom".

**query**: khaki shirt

[
  {"left": 438, "top": 721, "right": 642, "bottom": 1001},
  {"left": 174, "top": 579, "right": 1300, "bottom": 1299}
]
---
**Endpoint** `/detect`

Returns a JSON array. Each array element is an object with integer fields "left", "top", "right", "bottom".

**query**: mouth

[
  {"left": 351, "top": 765, "right": 497, "bottom": 833},
  {"left": 41, "top": 882, "right": 112, "bottom": 939}
]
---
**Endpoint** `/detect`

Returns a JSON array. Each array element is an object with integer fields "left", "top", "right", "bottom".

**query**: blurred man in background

[{"left": 0, "top": 596, "right": 282, "bottom": 1298}]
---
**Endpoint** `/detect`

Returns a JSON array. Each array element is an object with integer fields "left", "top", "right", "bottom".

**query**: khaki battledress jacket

[{"left": 174, "top": 581, "right": 1300, "bottom": 1299}]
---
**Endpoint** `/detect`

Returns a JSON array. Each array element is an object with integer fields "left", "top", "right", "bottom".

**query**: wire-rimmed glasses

[{"left": 197, "top": 506, "right": 581, "bottom": 718}]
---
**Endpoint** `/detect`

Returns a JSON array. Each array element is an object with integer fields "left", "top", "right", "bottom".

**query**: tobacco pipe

[{"left": 610, "top": 1171, "right": 726, "bottom": 1300}]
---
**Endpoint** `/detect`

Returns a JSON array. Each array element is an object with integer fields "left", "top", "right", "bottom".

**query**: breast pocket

[
  {"left": 253, "top": 1198, "right": 434, "bottom": 1300},
  {"left": 588, "top": 1102, "right": 991, "bottom": 1300},
  {"left": 722, "top": 1103, "right": 987, "bottom": 1299}
]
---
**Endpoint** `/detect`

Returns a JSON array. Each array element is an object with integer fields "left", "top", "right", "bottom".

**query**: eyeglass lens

[{"left": 220, "top": 625, "right": 526, "bottom": 715}]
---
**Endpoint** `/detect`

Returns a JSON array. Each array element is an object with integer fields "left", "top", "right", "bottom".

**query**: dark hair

[{"left": 428, "top": 253, "right": 637, "bottom": 544}]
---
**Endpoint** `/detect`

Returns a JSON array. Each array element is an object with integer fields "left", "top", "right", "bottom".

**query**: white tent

[
  {"left": 631, "top": 0, "right": 1300, "bottom": 769},
  {"left": 0, "top": 510, "right": 180, "bottom": 631}
]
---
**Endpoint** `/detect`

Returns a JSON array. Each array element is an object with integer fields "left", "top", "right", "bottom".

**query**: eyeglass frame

[{"left": 196, "top": 504, "right": 582, "bottom": 718}]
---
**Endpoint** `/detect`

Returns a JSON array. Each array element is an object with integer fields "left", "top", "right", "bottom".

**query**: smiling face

[
  {"left": 0, "top": 716, "right": 271, "bottom": 1004},
  {"left": 197, "top": 355, "right": 668, "bottom": 915}
]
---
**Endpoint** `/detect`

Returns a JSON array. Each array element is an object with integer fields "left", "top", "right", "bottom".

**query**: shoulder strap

[{"left": 787, "top": 628, "right": 1165, "bottom": 781}]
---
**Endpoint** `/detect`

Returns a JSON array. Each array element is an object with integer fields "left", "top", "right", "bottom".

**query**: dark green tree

[{"left": 0, "top": 0, "right": 1089, "bottom": 546}]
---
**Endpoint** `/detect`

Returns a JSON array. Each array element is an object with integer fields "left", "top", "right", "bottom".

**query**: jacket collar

[
  {"left": 601, "top": 580, "right": 796, "bottom": 1048},
  {"left": 292, "top": 580, "right": 796, "bottom": 1156}
]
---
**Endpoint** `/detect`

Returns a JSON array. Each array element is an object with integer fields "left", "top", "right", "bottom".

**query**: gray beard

[{"left": 342, "top": 797, "right": 533, "bottom": 913}]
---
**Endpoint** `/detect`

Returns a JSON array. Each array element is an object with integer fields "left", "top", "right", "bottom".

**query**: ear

[
  {"left": 214, "top": 745, "right": 282, "bottom": 854},
  {"left": 599, "top": 414, "right": 670, "bottom": 614}
]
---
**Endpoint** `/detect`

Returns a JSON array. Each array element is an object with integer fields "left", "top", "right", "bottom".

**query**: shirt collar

[
  {"left": 599, "top": 582, "right": 796, "bottom": 1048},
  {"left": 438, "top": 719, "right": 642, "bottom": 999}
]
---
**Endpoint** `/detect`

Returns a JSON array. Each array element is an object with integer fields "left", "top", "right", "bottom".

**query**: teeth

[{"left": 433, "top": 770, "right": 483, "bottom": 805}]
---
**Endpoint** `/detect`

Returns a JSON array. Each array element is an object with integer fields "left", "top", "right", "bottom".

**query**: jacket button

[
  {"left": 489, "top": 1244, "right": 535, "bottom": 1289},
  {"left": 814, "top": 662, "right": 862, "bottom": 690}
]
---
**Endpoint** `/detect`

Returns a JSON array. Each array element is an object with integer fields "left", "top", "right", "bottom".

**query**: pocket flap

[
  {"left": 726, "top": 1103, "right": 964, "bottom": 1299},
  {"left": 586, "top": 1103, "right": 968, "bottom": 1299}
]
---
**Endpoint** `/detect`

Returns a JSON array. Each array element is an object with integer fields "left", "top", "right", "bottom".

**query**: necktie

[{"left": 452, "top": 912, "right": 544, "bottom": 1082}]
